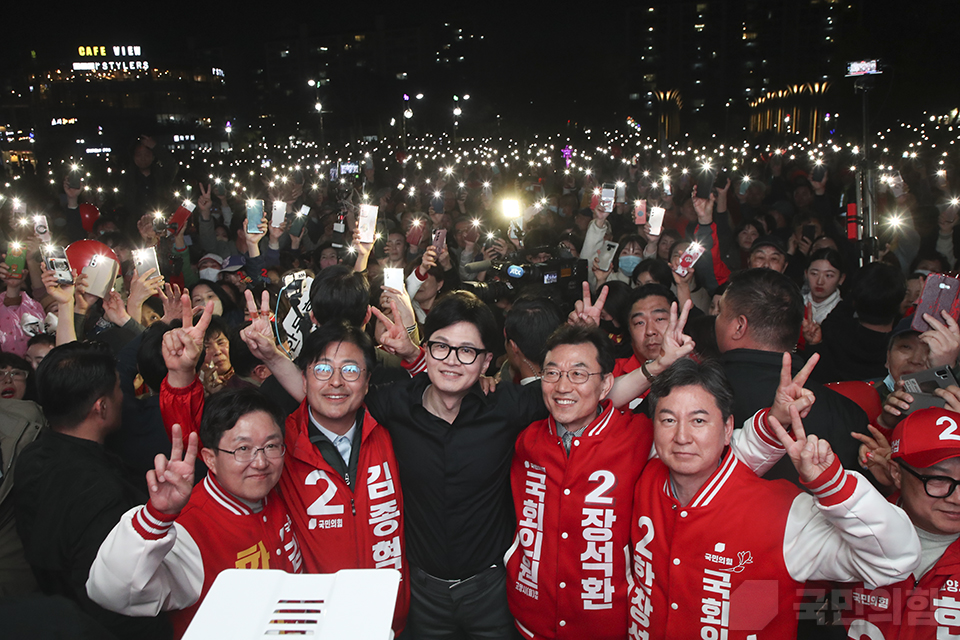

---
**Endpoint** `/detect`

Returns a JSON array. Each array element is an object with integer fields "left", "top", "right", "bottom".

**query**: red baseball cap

[{"left": 891, "top": 408, "right": 960, "bottom": 468}]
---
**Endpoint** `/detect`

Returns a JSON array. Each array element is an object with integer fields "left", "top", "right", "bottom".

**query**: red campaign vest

[
  {"left": 843, "top": 535, "right": 960, "bottom": 639},
  {"left": 171, "top": 475, "right": 302, "bottom": 638},
  {"left": 628, "top": 451, "right": 804, "bottom": 640},
  {"left": 278, "top": 401, "right": 409, "bottom": 633},
  {"left": 505, "top": 400, "right": 654, "bottom": 640}
]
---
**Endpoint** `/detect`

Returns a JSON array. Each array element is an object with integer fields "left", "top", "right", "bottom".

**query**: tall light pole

[{"left": 315, "top": 101, "right": 325, "bottom": 150}]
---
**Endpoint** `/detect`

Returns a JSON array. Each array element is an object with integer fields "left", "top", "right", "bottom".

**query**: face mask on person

[
  {"left": 44, "top": 312, "right": 58, "bottom": 333},
  {"left": 199, "top": 268, "right": 220, "bottom": 282},
  {"left": 558, "top": 244, "right": 574, "bottom": 259},
  {"left": 619, "top": 255, "right": 642, "bottom": 276}
]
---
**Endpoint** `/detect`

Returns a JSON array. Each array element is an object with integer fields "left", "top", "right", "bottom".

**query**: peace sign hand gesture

[
  {"left": 162, "top": 294, "right": 214, "bottom": 386},
  {"left": 768, "top": 406, "right": 836, "bottom": 484},
  {"left": 655, "top": 299, "right": 695, "bottom": 370},
  {"left": 567, "top": 281, "right": 608, "bottom": 328},
  {"left": 147, "top": 423, "right": 198, "bottom": 515},
  {"left": 769, "top": 352, "right": 819, "bottom": 428},
  {"left": 371, "top": 300, "right": 420, "bottom": 361},
  {"left": 240, "top": 289, "right": 283, "bottom": 365},
  {"left": 197, "top": 183, "right": 212, "bottom": 218}
]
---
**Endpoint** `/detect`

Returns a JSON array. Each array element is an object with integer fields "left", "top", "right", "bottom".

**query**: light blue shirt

[{"left": 309, "top": 413, "right": 356, "bottom": 465}]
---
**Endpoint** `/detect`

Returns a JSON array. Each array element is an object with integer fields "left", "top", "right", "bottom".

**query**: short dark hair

[
  {"left": 309, "top": 265, "right": 370, "bottom": 327},
  {"left": 203, "top": 315, "right": 231, "bottom": 344},
  {"left": 722, "top": 268, "right": 803, "bottom": 351},
  {"left": 199, "top": 389, "right": 284, "bottom": 450},
  {"left": 504, "top": 296, "right": 564, "bottom": 364},
  {"left": 543, "top": 324, "right": 616, "bottom": 375},
  {"left": 649, "top": 358, "right": 735, "bottom": 422},
  {"left": 137, "top": 322, "right": 173, "bottom": 393},
  {"left": 36, "top": 342, "right": 118, "bottom": 431},
  {"left": 624, "top": 283, "right": 677, "bottom": 329},
  {"left": 631, "top": 258, "right": 674, "bottom": 288},
  {"left": 26, "top": 334, "right": 56, "bottom": 349},
  {"left": 229, "top": 324, "right": 264, "bottom": 378},
  {"left": 424, "top": 291, "right": 499, "bottom": 352},
  {"left": 850, "top": 262, "right": 906, "bottom": 326},
  {"left": 297, "top": 320, "right": 377, "bottom": 375}
]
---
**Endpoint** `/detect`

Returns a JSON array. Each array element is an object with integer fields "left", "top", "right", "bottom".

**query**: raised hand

[
  {"left": 40, "top": 261, "right": 76, "bottom": 306},
  {"left": 418, "top": 246, "right": 439, "bottom": 275},
  {"left": 73, "top": 272, "right": 91, "bottom": 315},
  {"left": 851, "top": 425, "right": 894, "bottom": 488},
  {"left": 801, "top": 303, "right": 822, "bottom": 346},
  {"left": 197, "top": 183, "right": 212, "bottom": 218},
  {"left": 381, "top": 284, "right": 416, "bottom": 331},
  {"left": 137, "top": 213, "right": 159, "bottom": 247},
  {"left": 568, "top": 280, "right": 608, "bottom": 328},
  {"left": 438, "top": 246, "right": 452, "bottom": 271},
  {"left": 591, "top": 256, "right": 611, "bottom": 287},
  {"left": 934, "top": 385, "right": 960, "bottom": 414},
  {"left": 768, "top": 406, "right": 836, "bottom": 484},
  {"left": 147, "top": 423, "right": 197, "bottom": 515},
  {"left": 878, "top": 382, "right": 914, "bottom": 428},
  {"left": 769, "top": 352, "right": 818, "bottom": 427},
  {"left": 921, "top": 311, "right": 960, "bottom": 368},
  {"left": 127, "top": 267, "right": 163, "bottom": 321},
  {"left": 240, "top": 289, "right": 283, "bottom": 364},
  {"left": 656, "top": 299, "right": 695, "bottom": 368},
  {"left": 691, "top": 185, "right": 716, "bottom": 224},
  {"left": 162, "top": 293, "right": 214, "bottom": 383},
  {"left": 102, "top": 290, "right": 132, "bottom": 327},
  {"left": 371, "top": 300, "right": 419, "bottom": 361},
  {"left": 158, "top": 282, "right": 186, "bottom": 325}
]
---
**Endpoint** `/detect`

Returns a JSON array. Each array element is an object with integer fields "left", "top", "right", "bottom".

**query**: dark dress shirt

[{"left": 366, "top": 373, "right": 547, "bottom": 580}]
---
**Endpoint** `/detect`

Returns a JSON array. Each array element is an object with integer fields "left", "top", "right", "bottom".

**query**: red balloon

[
  {"left": 65, "top": 239, "right": 120, "bottom": 299},
  {"left": 78, "top": 203, "right": 100, "bottom": 232}
]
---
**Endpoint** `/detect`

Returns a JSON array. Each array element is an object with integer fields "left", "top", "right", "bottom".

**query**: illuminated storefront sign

[
  {"left": 73, "top": 45, "right": 148, "bottom": 72},
  {"left": 78, "top": 45, "right": 142, "bottom": 57},
  {"left": 73, "top": 60, "right": 150, "bottom": 71}
]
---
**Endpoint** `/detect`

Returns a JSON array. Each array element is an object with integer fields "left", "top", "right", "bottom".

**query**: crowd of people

[{"left": 1, "top": 132, "right": 960, "bottom": 639}]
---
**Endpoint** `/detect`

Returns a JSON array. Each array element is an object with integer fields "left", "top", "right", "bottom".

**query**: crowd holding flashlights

[{"left": 2, "top": 113, "right": 960, "bottom": 639}]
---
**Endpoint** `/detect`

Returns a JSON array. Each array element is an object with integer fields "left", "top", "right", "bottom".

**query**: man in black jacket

[
  {"left": 14, "top": 342, "right": 171, "bottom": 640},
  {"left": 714, "top": 268, "right": 870, "bottom": 486}
]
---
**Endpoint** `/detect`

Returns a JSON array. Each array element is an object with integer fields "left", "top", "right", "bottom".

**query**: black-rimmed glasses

[
  {"left": 426, "top": 340, "right": 488, "bottom": 365},
  {"left": 897, "top": 461, "right": 960, "bottom": 499}
]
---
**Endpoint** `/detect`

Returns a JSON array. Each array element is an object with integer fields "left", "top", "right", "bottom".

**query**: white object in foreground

[{"left": 183, "top": 568, "right": 400, "bottom": 640}]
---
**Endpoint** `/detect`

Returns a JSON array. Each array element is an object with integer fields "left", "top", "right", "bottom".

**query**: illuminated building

[
  {"left": 626, "top": 0, "right": 859, "bottom": 141},
  {"left": 25, "top": 42, "right": 229, "bottom": 160}
]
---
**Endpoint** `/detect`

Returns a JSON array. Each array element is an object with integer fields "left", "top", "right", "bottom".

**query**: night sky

[{"left": 5, "top": 0, "right": 960, "bottom": 133}]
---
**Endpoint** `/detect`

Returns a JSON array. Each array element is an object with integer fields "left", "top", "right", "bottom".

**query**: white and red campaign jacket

[
  {"left": 843, "top": 522, "right": 960, "bottom": 638},
  {"left": 86, "top": 474, "right": 302, "bottom": 639},
  {"left": 505, "top": 400, "right": 653, "bottom": 640},
  {"left": 627, "top": 444, "right": 920, "bottom": 640},
  {"left": 504, "top": 405, "right": 801, "bottom": 640}
]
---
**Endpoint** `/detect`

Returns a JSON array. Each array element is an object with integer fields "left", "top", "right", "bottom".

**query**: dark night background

[{"left": 3, "top": 0, "right": 960, "bottom": 153}]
